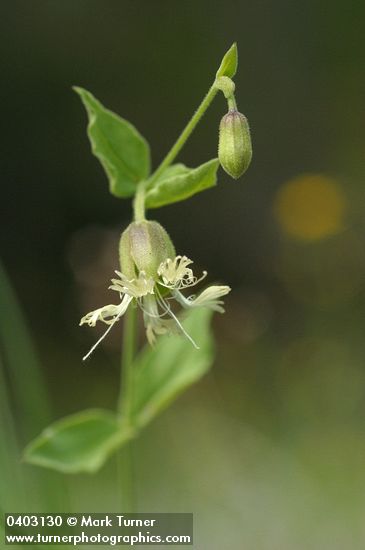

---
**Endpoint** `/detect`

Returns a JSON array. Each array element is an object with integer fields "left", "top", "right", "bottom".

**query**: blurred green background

[{"left": 1, "top": 0, "right": 365, "bottom": 547}]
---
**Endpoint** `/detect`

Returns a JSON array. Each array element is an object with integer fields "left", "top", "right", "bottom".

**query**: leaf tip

[
  {"left": 216, "top": 42, "right": 238, "bottom": 79},
  {"left": 72, "top": 87, "right": 97, "bottom": 111},
  {"left": 72, "top": 85, "right": 85, "bottom": 96}
]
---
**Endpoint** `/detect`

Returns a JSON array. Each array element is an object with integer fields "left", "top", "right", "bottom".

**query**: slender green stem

[
  {"left": 147, "top": 82, "right": 219, "bottom": 187},
  {"left": 133, "top": 181, "right": 146, "bottom": 222},
  {"left": 117, "top": 305, "right": 138, "bottom": 520},
  {"left": 228, "top": 96, "right": 237, "bottom": 110},
  {"left": 118, "top": 76, "right": 221, "bottom": 518},
  {"left": 118, "top": 304, "right": 137, "bottom": 420}
]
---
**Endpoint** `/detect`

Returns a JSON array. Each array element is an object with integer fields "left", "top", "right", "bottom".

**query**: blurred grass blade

[
  {"left": 0, "top": 261, "right": 52, "bottom": 440},
  {"left": 0, "top": 261, "right": 68, "bottom": 514},
  {"left": 131, "top": 308, "right": 214, "bottom": 428},
  {"left": 0, "top": 355, "right": 27, "bottom": 509}
]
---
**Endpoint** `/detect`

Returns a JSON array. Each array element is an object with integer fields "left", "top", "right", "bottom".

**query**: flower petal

[
  {"left": 109, "top": 271, "right": 155, "bottom": 297},
  {"left": 80, "top": 295, "right": 132, "bottom": 327},
  {"left": 158, "top": 256, "right": 207, "bottom": 289},
  {"left": 173, "top": 285, "right": 231, "bottom": 313},
  {"left": 80, "top": 295, "right": 133, "bottom": 361}
]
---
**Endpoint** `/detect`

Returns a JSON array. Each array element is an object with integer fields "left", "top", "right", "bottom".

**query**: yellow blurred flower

[{"left": 273, "top": 174, "right": 347, "bottom": 241}]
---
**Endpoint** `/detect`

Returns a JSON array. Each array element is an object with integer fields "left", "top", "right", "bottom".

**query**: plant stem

[
  {"left": 147, "top": 82, "right": 219, "bottom": 187},
  {"left": 133, "top": 182, "right": 146, "bottom": 222},
  {"left": 117, "top": 76, "right": 221, "bottom": 516},
  {"left": 228, "top": 95, "right": 237, "bottom": 110},
  {"left": 117, "top": 304, "right": 137, "bottom": 516},
  {"left": 118, "top": 304, "right": 137, "bottom": 421}
]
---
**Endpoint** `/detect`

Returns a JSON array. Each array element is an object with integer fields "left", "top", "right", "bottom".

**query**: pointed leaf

[
  {"left": 153, "top": 163, "right": 188, "bottom": 180},
  {"left": 216, "top": 43, "right": 238, "bottom": 78},
  {"left": 145, "top": 159, "right": 219, "bottom": 209},
  {"left": 74, "top": 87, "right": 150, "bottom": 197},
  {"left": 131, "top": 308, "right": 214, "bottom": 428},
  {"left": 24, "top": 409, "right": 132, "bottom": 474}
]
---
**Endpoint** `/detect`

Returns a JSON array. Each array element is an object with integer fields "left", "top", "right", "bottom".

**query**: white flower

[
  {"left": 157, "top": 255, "right": 207, "bottom": 288},
  {"left": 172, "top": 285, "right": 229, "bottom": 313},
  {"left": 80, "top": 256, "right": 230, "bottom": 360},
  {"left": 80, "top": 298, "right": 132, "bottom": 327}
]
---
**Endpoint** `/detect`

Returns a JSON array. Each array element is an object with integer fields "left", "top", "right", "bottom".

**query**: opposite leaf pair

[
  {"left": 74, "top": 87, "right": 220, "bottom": 207},
  {"left": 24, "top": 308, "right": 213, "bottom": 473}
]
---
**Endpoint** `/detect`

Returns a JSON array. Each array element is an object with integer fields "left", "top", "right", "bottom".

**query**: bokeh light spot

[{"left": 273, "top": 174, "right": 347, "bottom": 241}]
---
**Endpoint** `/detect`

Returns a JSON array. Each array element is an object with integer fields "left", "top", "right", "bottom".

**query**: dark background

[{"left": 1, "top": 1, "right": 365, "bottom": 546}]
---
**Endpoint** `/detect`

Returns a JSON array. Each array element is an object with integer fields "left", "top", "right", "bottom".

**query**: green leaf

[
  {"left": 131, "top": 308, "right": 214, "bottom": 428},
  {"left": 24, "top": 409, "right": 132, "bottom": 474},
  {"left": 74, "top": 87, "right": 150, "bottom": 198},
  {"left": 145, "top": 159, "right": 219, "bottom": 209},
  {"left": 216, "top": 43, "right": 238, "bottom": 78},
  {"left": 153, "top": 163, "right": 188, "bottom": 180}
]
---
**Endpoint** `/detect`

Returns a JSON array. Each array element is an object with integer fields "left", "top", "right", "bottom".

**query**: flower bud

[
  {"left": 119, "top": 220, "right": 175, "bottom": 279},
  {"left": 218, "top": 109, "right": 252, "bottom": 179}
]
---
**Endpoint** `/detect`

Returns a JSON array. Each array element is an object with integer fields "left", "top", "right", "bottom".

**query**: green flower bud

[
  {"left": 119, "top": 220, "right": 175, "bottom": 279},
  {"left": 218, "top": 109, "right": 252, "bottom": 179}
]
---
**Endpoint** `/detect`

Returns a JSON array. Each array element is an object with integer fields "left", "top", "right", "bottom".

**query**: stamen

[
  {"left": 155, "top": 287, "right": 199, "bottom": 349},
  {"left": 137, "top": 297, "right": 169, "bottom": 319}
]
